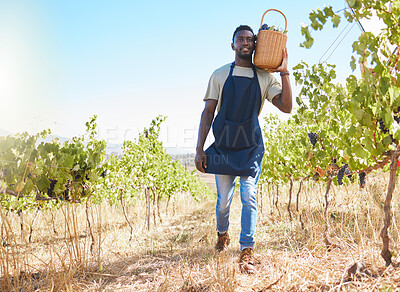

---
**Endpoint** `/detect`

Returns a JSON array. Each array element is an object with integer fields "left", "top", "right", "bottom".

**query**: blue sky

[{"left": 0, "top": 0, "right": 363, "bottom": 151}]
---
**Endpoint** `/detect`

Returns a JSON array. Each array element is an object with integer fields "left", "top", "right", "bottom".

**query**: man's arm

[
  {"left": 269, "top": 48, "right": 293, "bottom": 114},
  {"left": 195, "top": 99, "right": 218, "bottom": 173},
  {"left": 272, "top": 73, "right": 292, "bottom": 113}
]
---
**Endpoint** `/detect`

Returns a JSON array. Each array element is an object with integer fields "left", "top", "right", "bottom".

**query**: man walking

[{"left": 195, "top": 25, "right": 292, "bottom": 274}]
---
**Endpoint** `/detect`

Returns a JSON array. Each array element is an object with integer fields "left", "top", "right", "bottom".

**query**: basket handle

[{"left": 259, "top": 9, "right": 287, "bottom": 32}]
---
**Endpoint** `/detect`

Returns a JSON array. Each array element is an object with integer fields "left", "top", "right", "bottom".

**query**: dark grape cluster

[
  {"left": 378, "top": 106, "right": 400, "bottom": 133},
  {"left": 345, "top": 167, "right": 354, "bottom": 182},
  {"left": 379, "top": 118, "right": 389, "bottom": 134},
  {"left": 100, "top": 170, "right": 107, "bottom": 178},
  {"left": 63, "top": 187, "right": 70, "bottom": 201},
  {"left": 61, "top": 180, "right": 72, "bottom": 201},
  {"left": 43, "top": 178, "right": 85, "bottom": 201},
  {"left": 47, "top": 179, "right": 57, "bottom": 197},
  {"left": 378, "top": 118, "right": 397, "bottom": 144},
  {"left": 259, "top": 24, "right": 270, "bottom": 31},
  {"left": 394, "top": 106, "right": 400, "bottom": 123},
  {"left": 359, "top": 172, "right": 366, "bottom": 188},
  {"left": 308, "top": 132, "right": 318, "bottom": 147},
  {"left": 337, "top": 163, "right": 348, "bottom": 185},
  {"left": 259, "top": 24, "right": 279, "bottom": 32}
]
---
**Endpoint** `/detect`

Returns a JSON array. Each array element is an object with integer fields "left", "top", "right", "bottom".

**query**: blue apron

[{"left": 205, "top": 62, "right": 264, "bottom": 178}]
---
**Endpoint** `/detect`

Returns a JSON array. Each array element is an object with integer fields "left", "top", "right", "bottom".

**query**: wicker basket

[{"left": 254, "top": 9, "right": 287, "bottom": 69}]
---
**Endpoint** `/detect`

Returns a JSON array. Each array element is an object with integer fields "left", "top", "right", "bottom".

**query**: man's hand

[
  {"left": 195, "top": 149, "right": 207, "bottom": 173},
  {"left": 195, "top": 99, "right": 217, "bottom": 173},
  {"left": 269, "top": 48, "right": 288, "bottom": 73}
]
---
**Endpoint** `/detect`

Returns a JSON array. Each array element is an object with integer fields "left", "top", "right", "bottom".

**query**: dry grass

[{"left": 2, "top": 171, "right": 400, "bottom": 291}]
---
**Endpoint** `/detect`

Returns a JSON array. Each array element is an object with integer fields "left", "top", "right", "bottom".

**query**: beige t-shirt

[{"left": 203, "top": 63, "right": 282, "bottom": 114}]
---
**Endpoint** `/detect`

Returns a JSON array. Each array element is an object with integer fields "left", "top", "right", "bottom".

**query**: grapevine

[{"left": 259, "top": 0, "right": 400, "bottom": 265}]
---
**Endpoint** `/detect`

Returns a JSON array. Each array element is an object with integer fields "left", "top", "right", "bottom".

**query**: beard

[
  {"left": 237, "top": 51, "right": 253, "bottom": 60},
  {"left": 237, "top": 47, "right": 254, "bottom": 60}
]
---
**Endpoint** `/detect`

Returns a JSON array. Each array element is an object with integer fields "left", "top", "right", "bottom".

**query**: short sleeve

[
  {"left": 203, "top": 73, "right": 220, "bottom": 101},
  {"left": 266, "top": 78, "right": 282, "bottom": 102}
]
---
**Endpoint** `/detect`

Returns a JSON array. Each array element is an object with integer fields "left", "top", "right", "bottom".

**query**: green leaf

[
  {"left": 62, "top": 155, "right": 75, "bottom": 169},
  {"left": 301, "top": 25, "right": 314, "bottom": 48},
  {"left": 353, "top": 0, "right": 362, "bottom": 9},
  {"left": 311, "top": 20, "right": 322, "bottom": 30},
  {"left": 389, "top": 87, "right": 399, "bottom": 106},
  {"left": 350, "top": 56, "right": 356, "bottom": 71},
  {"left": 323, "top": 6, "right": 334, "bottom": 18},
  {"left": 329, "top": 69, "right": 337, "bottom": 79},
  {"left": 354, "top": 109, "right": 365, "bottom": 121},
  {"left": 332, "top": 15, "right": 340, "bottom": 27},
  {"left": 379, "top": 77, "right": 390, "bottom": 95},
  {"left": 37, "top": 175, "right": 50, "bottom": 192},
  {"left": 377, "top": 142, "right": 385, "bottom": 157},
  {"left": 352, "top": 144, "right": 368, "bottom": 158},
  {"left": 316, "top": 9, "right": 327, "bottom": 25},
  {"left": 347, "top": 125, "right": 356, "bottom": 136},
  {"left": 22, "top": 179, "right": 34, "bottom": 194},
  {"left": 383, "top": 135, "right": 393, "bottom": 146},
  {"left": 384, "top": 108, "right": 393, "bottom": 127},
  {"left": 394, "top": 129, "right": 400, "bottom": 141},
  {"left": 293, "top": 63, "right": 305, "bottom": 70},
  {"left": 344, "top": 10, "right": 354, "bottom": 22},
  {"left": 347, "top": 0, "right": 356, "bottom": 7}
]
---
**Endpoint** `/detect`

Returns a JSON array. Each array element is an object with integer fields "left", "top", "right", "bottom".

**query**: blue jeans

[{"left": 215, "top": 168, "right": 261, "bottom": 250}]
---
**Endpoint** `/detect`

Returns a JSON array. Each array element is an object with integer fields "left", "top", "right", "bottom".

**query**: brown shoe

[
  {"left": 239, "top": 248, "right": 257, "bottom": 274},
  {"left": 215, "top": 232, "right": 230, "bottom": 252}
]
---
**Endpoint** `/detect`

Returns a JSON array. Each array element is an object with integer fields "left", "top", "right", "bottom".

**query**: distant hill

[
  {"left": 0, "top": 129, "right": 194, "bottom": 161},
  {"left": 0, "top": 129, "right": 69, "bottom": 143},
  {"left": 105, "top": 145, "right": 195, "bottom": 157},
  {"left": 106, "top": 144, "right": 123, "bottom": 157},
  {"left": 165, "top": 147, "right": 195, "bottom": 155},
  {"left": 0, "top": 128, "right": 11, "bottom": 136},
  {"left": 37, "top": 134, "right": 70, "bottom": 144},
  {"left": 170, "top": 153, "right": 195, "bottom": 169}
]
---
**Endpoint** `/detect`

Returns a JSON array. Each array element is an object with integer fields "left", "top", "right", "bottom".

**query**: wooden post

[
  {"left": 324, "top": 175, "right": 333, "bottom": 248},
  {"left": 146, "top": 188, "right": 151, "bottom": 231},
  {"left": 380, "top": 144, "right": 400, "bottom": 266},
  {"left": 287, "top": 178, "right": 293, "bottom": 221}
]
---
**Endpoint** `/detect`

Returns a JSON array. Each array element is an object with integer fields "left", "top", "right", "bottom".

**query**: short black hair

[{"left": 232, "top": 25, "right": 254, "bottom": 42}]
